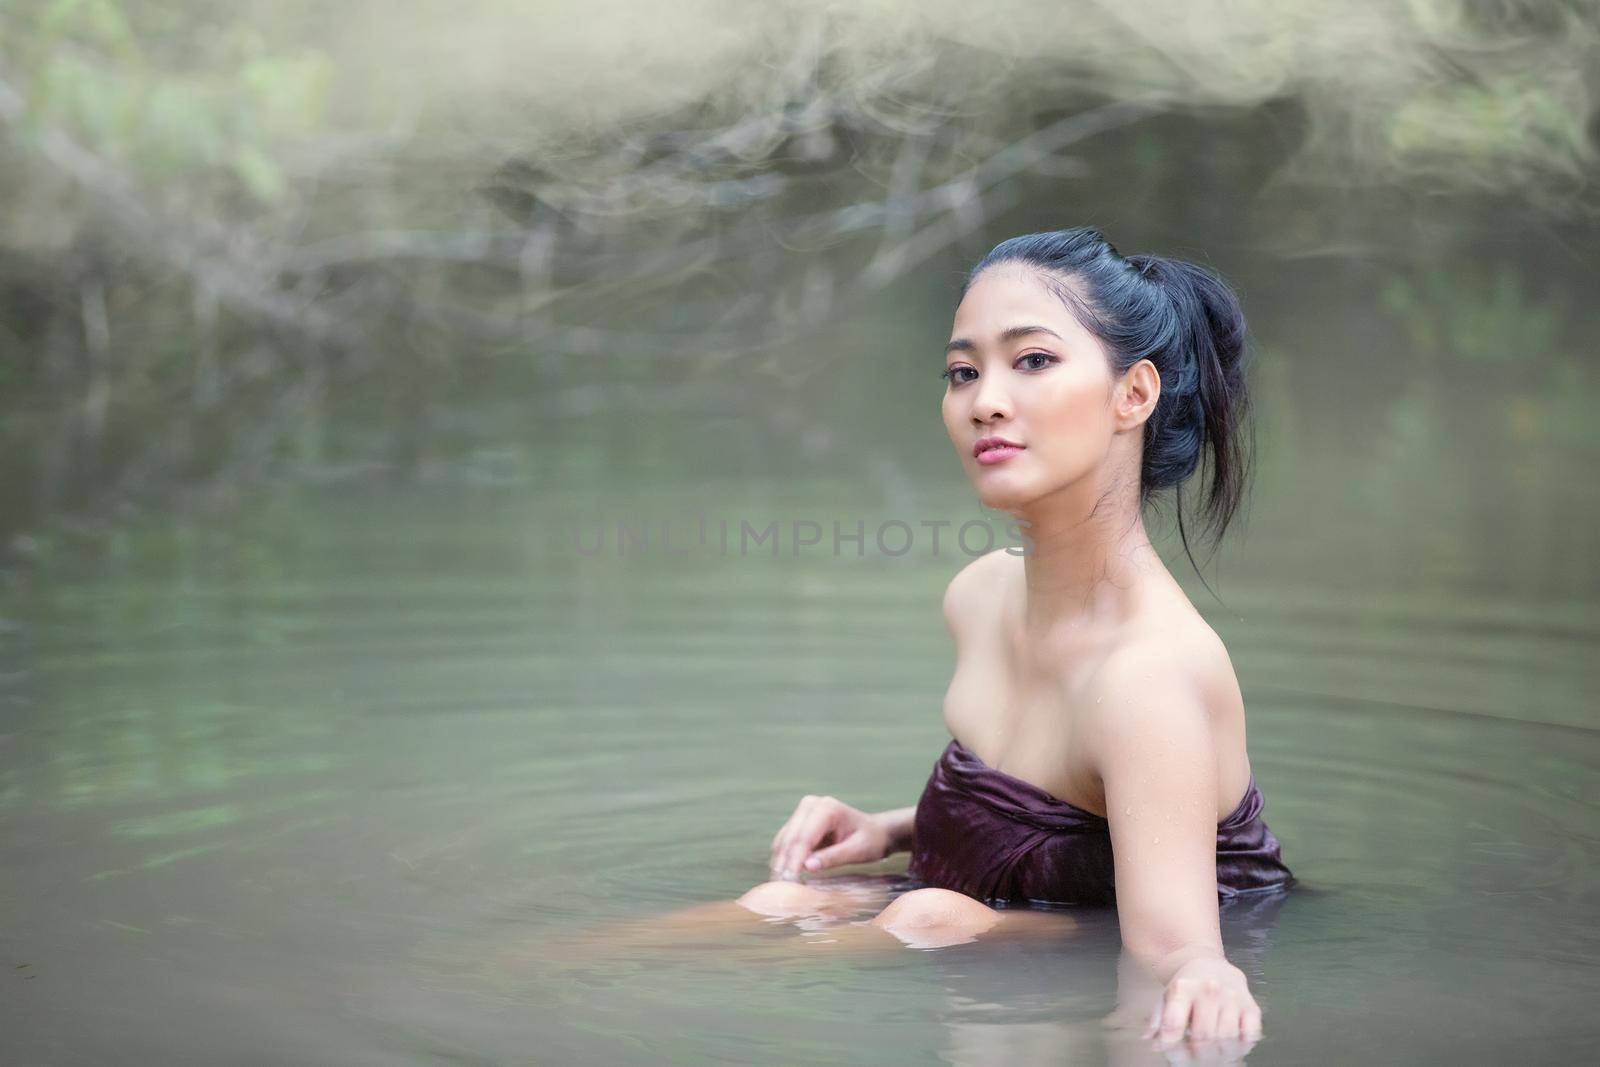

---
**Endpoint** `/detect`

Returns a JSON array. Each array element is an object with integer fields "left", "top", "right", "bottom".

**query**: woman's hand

[
  {"left": 1143, "top": 954, "right": 1263, "bottom": 1047},
  {"left": 768, "top": 795, "right": 891, "bottom": 880}
]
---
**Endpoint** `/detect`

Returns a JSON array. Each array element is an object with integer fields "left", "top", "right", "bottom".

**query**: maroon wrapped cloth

[{"left": 906, "top": 738, "right": 1296, "bottom": 907}]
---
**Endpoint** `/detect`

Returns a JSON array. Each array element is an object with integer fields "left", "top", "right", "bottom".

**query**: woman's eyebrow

[{"left": 945, "top": 324, "right": 1065, "bottom": 354}]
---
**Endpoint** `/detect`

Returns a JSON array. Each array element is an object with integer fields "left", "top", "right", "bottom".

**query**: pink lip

[
  {"left": 975, "top": 446, "right": 1024, "bottom": 465},
  {"left": 973, "top": 436, "right": 1025, "bottom": 465}
]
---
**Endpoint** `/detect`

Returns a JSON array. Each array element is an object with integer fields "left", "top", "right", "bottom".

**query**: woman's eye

[{"left": 942, "top": 355, "right": 1052, "bottom": 385}]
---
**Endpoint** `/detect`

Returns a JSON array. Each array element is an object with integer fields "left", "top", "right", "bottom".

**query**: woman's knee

[
  {"left": 736, "top": 880, "right": 838, "bottom": 918},
  {"left": 869, "top": 887, "right": 1001, "bottom": 946}
]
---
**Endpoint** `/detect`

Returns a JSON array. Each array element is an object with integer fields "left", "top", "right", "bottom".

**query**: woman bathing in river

[{"left": 587, "top": 227, "right": 1296, "bottom": 1051}]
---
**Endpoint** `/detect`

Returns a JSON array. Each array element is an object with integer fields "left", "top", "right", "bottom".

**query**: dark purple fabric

[{"left": 907, "top": 738, "right": 1296, "bottom": 907}]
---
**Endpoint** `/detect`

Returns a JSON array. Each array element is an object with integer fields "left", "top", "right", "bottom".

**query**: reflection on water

[{"left": 3, "top": 238, "right": 1599, "bottom": 1063}]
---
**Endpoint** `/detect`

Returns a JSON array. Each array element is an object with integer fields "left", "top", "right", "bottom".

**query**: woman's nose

[{"left": 970, "top": 377, "right": 1011, "bottom": 422}]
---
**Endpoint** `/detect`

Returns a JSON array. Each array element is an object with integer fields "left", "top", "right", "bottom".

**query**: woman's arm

[
  {"left": 1084, "top": 644, "right": 1264, "bottom": 1045},
  {"left": 872, "top": 805, "right": 917, "bottom": 856}
]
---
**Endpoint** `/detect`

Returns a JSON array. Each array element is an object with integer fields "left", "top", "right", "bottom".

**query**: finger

[
  {"left": 1190, "top": 993, "right": 1225, "bottom": 1041},
  {"left": 791, "top": 807, "right": 847, "bottom": 875},
  {"left": 770, "top": 816, "right": 800, "bottom": 873},
  {"left": 1143, "top": 998, "right": 1170, "bottom": 1038},
  {"left": 1153, "top": 989, "right": 1192, "bottom": 1044},
  {"left": 1242, "top": 1003, "right": 1263, "bottom": 1040},
  {"left": 770, "top": 810, "right": 800, "bottom": 860},
  {"left": 804, "top": 830, "right": 868, "bottom": 871},
  {"left": 774, "top": 807, "right": 818, "bottom": 876},
  {"left": 1198, "top": 1005, "right": 1237, "bottom": 1044},
  {"left": 770, "top": 799, "right": 809, "bottom": 856},
  {"left": 1181, "top": 1014, "right": 1247, "bottom": 1067},
  {"left": 770, "top": 798, "right": 816, "bottom": 874},
  {"left": 778, "top": 800, "right": 835, "bottom": 877}
]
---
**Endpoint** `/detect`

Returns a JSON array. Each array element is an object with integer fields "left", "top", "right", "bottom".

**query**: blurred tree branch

[
  {"left": 0, "top": 25, "right": 1152, "bottom": 550},
  {"left": 4, "top": 0, "right": 1590, "bottom": 557}
]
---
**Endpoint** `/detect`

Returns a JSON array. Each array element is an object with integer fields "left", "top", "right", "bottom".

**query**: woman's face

[{"left": 941, "top": 265, "right": 1130, "bottom": 514}]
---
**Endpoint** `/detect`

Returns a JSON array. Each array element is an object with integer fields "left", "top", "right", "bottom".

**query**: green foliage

[
  {"left": 1379, "top": 263, "right": 1563, "bottom": 363},
  {"left": 1387, "top": 74, "right": 1591, "bottom": 180},
  {"left": 9, "top": 0, "right": 333, "bottom": 203}
]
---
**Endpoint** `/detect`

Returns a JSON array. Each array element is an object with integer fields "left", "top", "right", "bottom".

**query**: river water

[{"left": 3, "top": 227, "right": 1599, "bottom": 1063}]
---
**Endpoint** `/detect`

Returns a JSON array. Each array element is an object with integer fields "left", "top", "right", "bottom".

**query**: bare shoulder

[
  {"left": 1079, "top": 617, "right": 1244, "bottom": 762},
  {"left": 940, "top": 547, "right": 1019, "bottom": 636},
  {"left": 1096, "top": 612, "right": 1235, "bottom": 694}
]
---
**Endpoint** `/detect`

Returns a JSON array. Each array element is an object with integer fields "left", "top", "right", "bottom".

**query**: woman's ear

[{"left": 1115, "top": 359, "right": 1161, "bottom": 432}]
